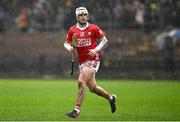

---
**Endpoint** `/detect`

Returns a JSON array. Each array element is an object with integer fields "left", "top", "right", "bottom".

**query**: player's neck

[{"left": 77, "top": 22, "right": 88, "bottom": 30}]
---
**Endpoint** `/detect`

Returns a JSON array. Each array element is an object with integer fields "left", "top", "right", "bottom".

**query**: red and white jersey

[{"left": 66, "top": 22, "right": 105, "bottom": 64}]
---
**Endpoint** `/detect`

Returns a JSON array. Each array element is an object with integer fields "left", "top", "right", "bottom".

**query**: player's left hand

[{"left": 88, "top": 49, "right": 98, "bottom": 57}]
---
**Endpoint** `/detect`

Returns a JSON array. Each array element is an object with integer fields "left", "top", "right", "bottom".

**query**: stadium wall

[{"left": 0, "top": 31, "right": 179, "bottom": 80}]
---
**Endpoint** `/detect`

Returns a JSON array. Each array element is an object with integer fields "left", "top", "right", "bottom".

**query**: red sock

[
  {"left": 74, "top": 104, "right": 81, "bottom": 113},
  {"left": 75, "top": 104, "right": 81, "bottom": 110}
]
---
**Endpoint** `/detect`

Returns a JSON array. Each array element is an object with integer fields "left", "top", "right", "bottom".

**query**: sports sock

[
  {"left": 109, "top": 95, "right": 113, "bottom": 101},
  {"left": 75, "top": 104, "right": 81, "bottom": 113}
]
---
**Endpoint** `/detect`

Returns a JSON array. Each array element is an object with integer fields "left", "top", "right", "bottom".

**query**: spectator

[
  {"left": 55, "top": 6, "right": 65, "bottom": 32},
  {"left": 163, "top": 36, "right": 174, "bottom": 73},
  {"left": 31, "top": 2, "right": 46, "bottom": 32},
  {"left": 169, "top": 28, "right": 180, "bottom": 44},
  {"left": 0, "top": 7, "right": 5, "bottom": 32},
  {"left": 135, "top": 1, "right": 145, "bottom": 28},
  {"left": 15, "top": 8, "right": 29, "bottom": 32}
]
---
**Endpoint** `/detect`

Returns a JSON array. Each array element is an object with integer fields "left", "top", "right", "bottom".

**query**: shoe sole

[
  {"left": 111, "top": 94, "right": 117, "bottom": 113},
  {"left": 65, "top": 113, "right": 80, "bottom": 119}
]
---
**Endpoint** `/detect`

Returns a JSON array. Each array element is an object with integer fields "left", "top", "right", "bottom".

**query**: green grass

[{"left": 0, "top": 79, "right": 180, "bottom": 121}]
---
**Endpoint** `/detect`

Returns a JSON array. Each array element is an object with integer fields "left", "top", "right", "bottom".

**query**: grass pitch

[{"left": 0, "top": 79, "right": 180, "bottom": 121}]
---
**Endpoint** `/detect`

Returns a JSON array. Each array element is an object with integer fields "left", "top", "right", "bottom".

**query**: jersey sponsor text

[{"left": 77, "top": 38, "right": 91, "bottom": 47}]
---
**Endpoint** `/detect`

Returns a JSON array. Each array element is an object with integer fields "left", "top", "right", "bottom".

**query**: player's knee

[
  {"left": 89, "top": 87, "right": 97, "bottom": 93},
  {"left": 78, "top": 81, "right": 84, "bottom": 88}
]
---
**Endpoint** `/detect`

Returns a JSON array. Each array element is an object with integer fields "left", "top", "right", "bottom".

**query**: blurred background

[{"left": 0, "top": 0, "right": 180, "bottom": 79}]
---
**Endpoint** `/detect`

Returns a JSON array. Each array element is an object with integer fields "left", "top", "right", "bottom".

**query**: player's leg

[
  {"left": 76, "top": 72, "right": 86, "bottom": 110},
  {"left": 66, "top": 72, "right": 86, "bottom": 118},
  {"left": 84, "top": 67, "right": 116, "bottom": 113},
  {"left": 84, "top": 68, "right": 110, "bottom": 100}
]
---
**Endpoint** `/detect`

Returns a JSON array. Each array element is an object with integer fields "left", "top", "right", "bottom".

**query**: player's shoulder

[
  {"left": 69, "top": 24, "right": 77, "bottom": 30},
  {"left": 67, "top": 25, "right": 77, "bottom": 34},
  {"left": 89, "top": 23, "right": 99, "bottom": 28},
  {"left": 88, "top": 23, "right": 101, "bottom": 30}
]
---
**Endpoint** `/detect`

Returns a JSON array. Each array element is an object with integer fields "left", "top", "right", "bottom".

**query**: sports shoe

[
  {"left": 66, "top": 110, "right": 80, "bottom": 118},
  {"left": 109, "top": 94, "right": 116, "bottom": 113}
]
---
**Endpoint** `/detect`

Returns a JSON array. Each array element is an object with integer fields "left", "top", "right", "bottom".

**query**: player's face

[{"left": 77, "top": 13, "right": 88, "bottom": 25}]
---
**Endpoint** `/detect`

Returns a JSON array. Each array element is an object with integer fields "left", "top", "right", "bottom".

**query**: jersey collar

[{"left": 76, "top": 22, "right": 89, "bottom": 30}]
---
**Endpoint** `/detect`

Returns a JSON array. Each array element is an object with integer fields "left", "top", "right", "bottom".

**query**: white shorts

[{"left": 79, "top": 60, "right": 100, "bottom": 73}]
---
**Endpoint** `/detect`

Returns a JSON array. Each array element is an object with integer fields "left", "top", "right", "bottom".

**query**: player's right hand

[
  {"left": 70, "top": 47, "right": 74, "bottom": 54},
  {"left": 88, "top": 48, "right": 98, "bottom": 57}
]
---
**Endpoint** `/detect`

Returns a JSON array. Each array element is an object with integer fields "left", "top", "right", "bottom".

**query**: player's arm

[
  {"left": 64, "top": 29, "right": 74, "bottom": 53},
  {"left": 64, "top": 42, "right": 74, "bottom": 53},
  {"left": 95, "top": 36, "right": 108, "bottom": 52},
  {"left": 88, "top": 36, "right": 108, "bottom": 57}
]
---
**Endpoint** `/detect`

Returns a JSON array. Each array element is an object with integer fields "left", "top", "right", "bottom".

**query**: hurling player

[{"left": 64, "top": 7, "right": 116, "bottom": 118}]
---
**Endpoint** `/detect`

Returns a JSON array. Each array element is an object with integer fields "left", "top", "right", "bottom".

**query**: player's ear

[
  {"left": 76, "top": 14, "right": 80, "bottom": 20},
  {"left": 87, "top": 15, "right": 89, "bottom": 21}
]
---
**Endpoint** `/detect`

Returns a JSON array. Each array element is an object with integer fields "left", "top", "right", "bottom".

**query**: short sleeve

[
  {"left": 94, "top": 25, "right": 105, "bottom": 39},
  {"left": 66, "top": 29, "right": 73, "bottom": 43}
]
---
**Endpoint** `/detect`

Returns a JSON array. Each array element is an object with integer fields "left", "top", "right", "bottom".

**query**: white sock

[
  {"left": 109, "top": 95, "right": 113, "bottom": 101},
  {"left": 75, "top": 108, "right": 80, "bottom": 114}
]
